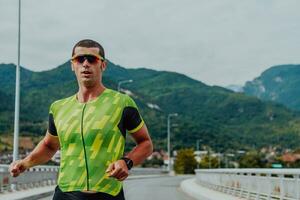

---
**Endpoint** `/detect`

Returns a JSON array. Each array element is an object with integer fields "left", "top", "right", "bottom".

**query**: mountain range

[
  {"left": 244, "top": 64, "right": 300, "bottom": 111},
  {"left": 1, "top": 62, "right": 300, "bottom": 152}
]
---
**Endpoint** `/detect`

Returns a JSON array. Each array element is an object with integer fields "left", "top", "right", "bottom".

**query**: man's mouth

[{"left": 81, "top": 71, "right": 92, "bottom": 74}]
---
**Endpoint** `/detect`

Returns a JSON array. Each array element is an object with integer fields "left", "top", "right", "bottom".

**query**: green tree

[
  {"left": 199, "top": 155, "right": 220, "bottom": 168},
  {"left": 174, "top": 148, "right": 197, "bottom": 174},
  {"left": 239, "top": 151, "right": 267, "bottom": 168}
]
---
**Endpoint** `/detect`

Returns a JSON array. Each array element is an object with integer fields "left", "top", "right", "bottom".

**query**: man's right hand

[{"left": 9, "top": 160, "right": 29, "bottom": 177}]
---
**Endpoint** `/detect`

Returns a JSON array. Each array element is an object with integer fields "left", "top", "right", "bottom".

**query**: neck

[{"left": 77, "top": 83, "right": 106, "bottom": 103}]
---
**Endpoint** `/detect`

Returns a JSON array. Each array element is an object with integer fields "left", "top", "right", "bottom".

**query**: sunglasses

[{"left": 71, "top": 54, "right": 104, "bottom": 64}]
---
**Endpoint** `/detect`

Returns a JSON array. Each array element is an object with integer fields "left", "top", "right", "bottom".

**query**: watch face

[
  {"left": 122, "top": 157, "right": 133, "bottom": 170},
  {"left": 127, "top": 159, "right": 133, "bottom": 168}
]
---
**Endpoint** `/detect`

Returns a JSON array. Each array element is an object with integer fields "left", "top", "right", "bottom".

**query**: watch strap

[{"left": 121, "top": 157, "right": 133, "bottom": 170}]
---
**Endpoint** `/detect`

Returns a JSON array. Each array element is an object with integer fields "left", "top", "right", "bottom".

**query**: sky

[{"left": 1, "top": 0, "right": 300, "bottom": 86}]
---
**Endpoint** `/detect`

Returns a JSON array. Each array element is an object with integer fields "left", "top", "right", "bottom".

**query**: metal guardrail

[
  {"left": 195, "top": 168, "right": 300, "bottom": 200},
  {"left": 0, "top": 164, "right": 165, "bottom": 194},
  {"left": 0, "top": 164, "right": 58, "bottom": 193},
  {"left": 130, "top": 167, "right": 168, "bottom": 175}
]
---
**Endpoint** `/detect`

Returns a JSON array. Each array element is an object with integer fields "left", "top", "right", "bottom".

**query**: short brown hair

[{"left": 72, "top": 39, "right": 105, "bottom": 59}]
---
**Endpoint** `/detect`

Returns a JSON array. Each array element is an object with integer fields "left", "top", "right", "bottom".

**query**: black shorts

[{"left": 52, "top": 186, "right": 125, "bottom": 200}]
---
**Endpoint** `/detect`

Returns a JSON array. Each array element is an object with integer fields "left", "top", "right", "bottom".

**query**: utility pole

[
  {"left": 167, "top": 113, "right": 178, "bottom": 173},
  {"left": 13, "top": 0, "right": 21, "bottom": 162},
  {"left": 208, "top": 149, "right": 211, "bottom": 169}
]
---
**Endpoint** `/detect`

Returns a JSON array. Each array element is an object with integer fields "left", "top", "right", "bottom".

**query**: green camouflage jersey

[{"left": 48, "top": 89, "right": 144, "bottom": 196}]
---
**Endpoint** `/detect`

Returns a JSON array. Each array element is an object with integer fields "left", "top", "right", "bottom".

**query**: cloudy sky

[{"left": 1, "top": 0, "right": 300, "bottom": 86}]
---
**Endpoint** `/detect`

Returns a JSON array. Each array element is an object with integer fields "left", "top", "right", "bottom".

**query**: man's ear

[{"left": 101, "top": 61, "right": 107, "bottom": 72}]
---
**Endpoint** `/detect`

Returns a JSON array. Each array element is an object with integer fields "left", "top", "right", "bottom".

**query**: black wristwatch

[{"left": 121, "top": 157, "right": 133, "bottom": 170}]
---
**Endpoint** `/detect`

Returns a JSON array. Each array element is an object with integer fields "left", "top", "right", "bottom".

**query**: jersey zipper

[{"left": 80, "top": 104, "right": 90, "bottom": 190}]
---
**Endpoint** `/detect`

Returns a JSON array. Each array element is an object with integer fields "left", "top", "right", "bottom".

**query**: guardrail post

[
  {"left": 255, "top": 172, "right": 260, "bottom": 200},
  {"left": 239, "top": 172, "right": 247, "bottom": 198},
  {"left": 247, "top": 173, "right": 251, "bottom": 200},
  {"left": 267, "top": 173, "right": 271, "bottom": 200},
  {"left": 294, "top": 174, "right": 299, "bottom": 200},
  {"left": 234, "top": 172, "right": 240, "bottom": 197},
  {"left": 279, "top": 174, "right": 284, "bottom": 200}
]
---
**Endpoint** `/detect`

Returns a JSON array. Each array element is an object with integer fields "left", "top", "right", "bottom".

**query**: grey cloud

[{"left": 1, "top": 0, "right": 300, "bottom": 86}]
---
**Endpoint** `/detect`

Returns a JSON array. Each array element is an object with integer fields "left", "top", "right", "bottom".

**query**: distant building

[{"left": 281, "top": 153, "right": 300, "bottom": 163}]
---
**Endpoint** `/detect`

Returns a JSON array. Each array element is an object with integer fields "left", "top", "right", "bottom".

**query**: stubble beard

[{"left": 79, "top": 77, "right": 98, "bottom": 88}]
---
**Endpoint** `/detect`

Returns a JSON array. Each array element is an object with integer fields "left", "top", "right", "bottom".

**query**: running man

[{"left": 9, "top": 39, "right": 153, "bottom": 200}]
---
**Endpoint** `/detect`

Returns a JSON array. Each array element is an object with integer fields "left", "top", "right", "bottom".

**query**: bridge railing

[
  {"left": 0, "top": 164, "right": 58, "bottom": 193},
  {"left": 0, "top": 164, "right": 166, "bottom": 193},
  {"left": 195, "top": 168, "right": 300, "bottom": 200},
  {"left": 130, "top": 167, "right": 168, "bottom": 175}
]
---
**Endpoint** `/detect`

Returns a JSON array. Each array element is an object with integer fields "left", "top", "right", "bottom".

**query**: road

[{"left": 39, "top": 175, "right": 195, "bottom": 200}]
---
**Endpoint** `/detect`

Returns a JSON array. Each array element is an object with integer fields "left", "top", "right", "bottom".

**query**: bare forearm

[
  {"left": 126, "top": 140, "right": 153, "bottom": 166},
  {"left": 23, "top": 139, "right": 58, "bottom": 168}
]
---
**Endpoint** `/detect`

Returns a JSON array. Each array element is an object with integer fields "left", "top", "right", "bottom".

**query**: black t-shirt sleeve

[
  {"left": 124, "top": 106, "right": 143, "bottom": 133},
  {"left": 48, "top": 113, "right": 58, "bottom": 136},
  {"left": 117, "top": 95, "right": 145, "bottom": 137}
]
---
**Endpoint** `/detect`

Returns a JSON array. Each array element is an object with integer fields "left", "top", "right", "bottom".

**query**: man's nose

[{"left": 82, "top": 59, "right": 90, "bottom": 68}]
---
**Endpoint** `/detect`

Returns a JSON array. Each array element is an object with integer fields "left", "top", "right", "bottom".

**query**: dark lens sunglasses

[{"left": 72, "top": 55, "right": 102, "bottom": 64}]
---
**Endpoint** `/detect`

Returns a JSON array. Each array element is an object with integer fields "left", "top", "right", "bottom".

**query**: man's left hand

[{"left": 106, "top": 160, "right": 129, "bottom": 181}]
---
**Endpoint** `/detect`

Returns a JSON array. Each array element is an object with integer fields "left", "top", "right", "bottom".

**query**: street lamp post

[
  {"left": 13, "top": 0, "right": 21, "bottom": 162},
  {"left": 117, "top": 79, "right": 133, "bottom": 92},
  {"left": 208, "top": 149, "right": 211, "bottom": 169},
  {"left": 196, "top": 139, "right": 202, "bottom": 169},
  {"left": 167, "top": 113, "right": 178, "bottom": 173},
  {"left": 218, "top": 153, "right": 221, "bottom": 168}
]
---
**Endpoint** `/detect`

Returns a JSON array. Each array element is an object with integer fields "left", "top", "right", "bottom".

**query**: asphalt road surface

[{"left": 39, "top": 175, "right": 195, "bottom": 200}]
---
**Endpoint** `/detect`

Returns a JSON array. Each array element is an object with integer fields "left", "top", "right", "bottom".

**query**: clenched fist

[
  {"left": 106, "top": 160, "right": 129, "bottom": 181},
  {"left": 9, "top": 160, "right": 29, "bottom": 177}
]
